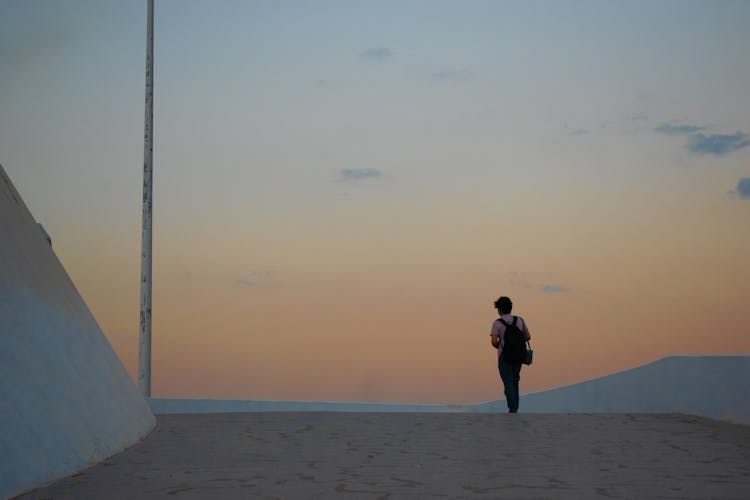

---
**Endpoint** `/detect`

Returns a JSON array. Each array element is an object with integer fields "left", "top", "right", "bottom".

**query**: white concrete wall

[
  {"left": 0, "top": 164, "right": 156, "bottom": 499},
  {"left": 474, "top": 355, "right": 750, "bottom": 424},
  {"left": 151, "top": 356, "right": 750, "bottom": 424}
]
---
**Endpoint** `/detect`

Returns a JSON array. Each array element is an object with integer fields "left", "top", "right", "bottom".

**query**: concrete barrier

[
  {"left": 474, "top": 355, "right": 750, "bottom": 424},
  {"left": 0, "top": 164, "right": 156, "bottom": 498}
]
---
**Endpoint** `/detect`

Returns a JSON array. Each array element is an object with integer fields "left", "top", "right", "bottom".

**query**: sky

[{"left": 1, "top": 0, "right": 749, "bottom": 404}]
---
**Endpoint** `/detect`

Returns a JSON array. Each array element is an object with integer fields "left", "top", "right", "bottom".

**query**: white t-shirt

[{"left": 490, "top": 314, "right": 529, "bottom": 355}]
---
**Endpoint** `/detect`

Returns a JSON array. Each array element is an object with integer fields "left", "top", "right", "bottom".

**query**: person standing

[{"left": 490, "top": 296, "right": 531, "bottom": 413}]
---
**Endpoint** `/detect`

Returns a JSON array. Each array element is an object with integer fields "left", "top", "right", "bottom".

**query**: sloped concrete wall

[
  {"left": 0, "top": 164, "right": 156, "bottom": 498},
  {"left": 474, "top": 355, "right": 750, "bottom": 424}
]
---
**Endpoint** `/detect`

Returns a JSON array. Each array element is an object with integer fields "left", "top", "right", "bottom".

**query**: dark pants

[{"left": 498, "top": 356, "right": 522, "bottom": 413}]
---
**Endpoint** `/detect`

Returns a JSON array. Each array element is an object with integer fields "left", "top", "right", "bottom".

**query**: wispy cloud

[
  {"left": 235, "top": 271, "right": 277, "bottom": 288},
  {"left": 360, "top": 47, "right": 393, "bottom": 60},
  {"left": 407, "top": 65, "right": 472, "bottom": 81},
  {"left": 336, "top": 168, "right": 384, "bottom": 182},
  {"left": 508, "top": 272, "right": 570, "bottom": 294},
  {"left": 734, "top": 178, "right": 750, "bottom": 199},
  {"left": 569, "top": 129, "right": 590, "bottom": 136},
  {"left": 686, "top": 132, "right": 750, "bottom": 156},
  {"left": 508, "top": 272, "right": 535, "bottom": 289},
  {"left": 625, "top": 112, "right": 648, "bottom": 122},
  {"left": 654, "top": 123, "right": 706, "bottom": 135}
]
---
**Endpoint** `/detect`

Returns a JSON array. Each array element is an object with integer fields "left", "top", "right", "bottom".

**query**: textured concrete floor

[{"left": 17, "top": 413, "right": 750, "bottom": 499}]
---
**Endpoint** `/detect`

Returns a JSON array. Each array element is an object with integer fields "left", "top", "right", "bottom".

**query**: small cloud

[
  {"left": 509, "top": 273, "right": 569, "bottom": 294},
  {"left": 654, "top": 123, "right": 706, "bottom": 135},
  {"left": 407, "top": 65, "right": 472, "bottom": 81},
  {"left": 236, "top": 279, "right": 261, "bottom": 287},
  {"left": 686, "top": 132, "right": 750, "bottom": 156},
  {"left": 360, "top": 47, "right": 393, "bottom": 60},
  {"left": 569, "top": 129, "right": 590, "bottom": 136},
  {"left": 336, "top": 168, "right": 384, "bottom": 182},
  {"left": 734, "top": 178, "right": 750, "bottom": 199},
  {"left": 248, "top": 271, "right": 275, "bottom": 278},
  {"left": 625, "top": 112, "right": 648, "bottom": 122},
  {"left": 508, "top": 271, "right": 535, "bottom": 289},
  {"left": 235, "top": 271, "right": 277, "bottom": 288}
]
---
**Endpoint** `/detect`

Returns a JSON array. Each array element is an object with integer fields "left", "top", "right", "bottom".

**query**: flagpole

[{"left": 138, "top": 0, "right": 154, "bottom": 398}]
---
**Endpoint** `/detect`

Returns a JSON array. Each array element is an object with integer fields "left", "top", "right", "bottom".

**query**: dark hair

[{"left": 494, "top": 296, "right": 513, "bottom": 314}]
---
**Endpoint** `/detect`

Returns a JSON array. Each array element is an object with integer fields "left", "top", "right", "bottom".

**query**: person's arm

[
  {"left": 523, "top": 322, "right": 531, "bottom": 342},
  {"left": 490, "top": 321, "right": 501, "bottom": 349}
]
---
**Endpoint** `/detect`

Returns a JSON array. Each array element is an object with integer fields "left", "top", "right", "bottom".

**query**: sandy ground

[{"left": 17, "top": 413, "right": 750, "bottom": 499}]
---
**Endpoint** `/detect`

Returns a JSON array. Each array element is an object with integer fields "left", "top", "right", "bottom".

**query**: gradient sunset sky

[{"left": 2, "top": 0, "right": 749, "bottom": 404}]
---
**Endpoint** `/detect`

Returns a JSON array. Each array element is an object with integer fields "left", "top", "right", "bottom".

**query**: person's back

[{"left": 489, "top": 296, "right": 531, "bottom": 413}]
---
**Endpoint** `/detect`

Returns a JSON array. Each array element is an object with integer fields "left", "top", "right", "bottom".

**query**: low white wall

[
  {"left": 0, "top": 165, "right": 156, "bottom": 498},
  {"left": 474, "top": 355, "right": 750, "bottom": 424}
]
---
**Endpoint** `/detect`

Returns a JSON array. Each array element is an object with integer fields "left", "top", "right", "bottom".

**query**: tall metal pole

[{"left": 138, "top": 0, "right": 154, "bottom": 398}]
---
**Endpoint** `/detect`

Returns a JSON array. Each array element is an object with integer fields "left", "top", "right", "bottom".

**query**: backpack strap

[{"left": 498, "top": 316, "right": 517, "bottom": 328}]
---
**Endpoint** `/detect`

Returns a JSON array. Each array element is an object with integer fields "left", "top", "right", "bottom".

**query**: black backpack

[{"left": 499, "top": 316, "right": 528, "bottom": 363}]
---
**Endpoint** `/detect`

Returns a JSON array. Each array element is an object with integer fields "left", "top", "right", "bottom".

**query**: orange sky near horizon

[{"left": 59, "top": 151, "right": 750, "bottom": 404}]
